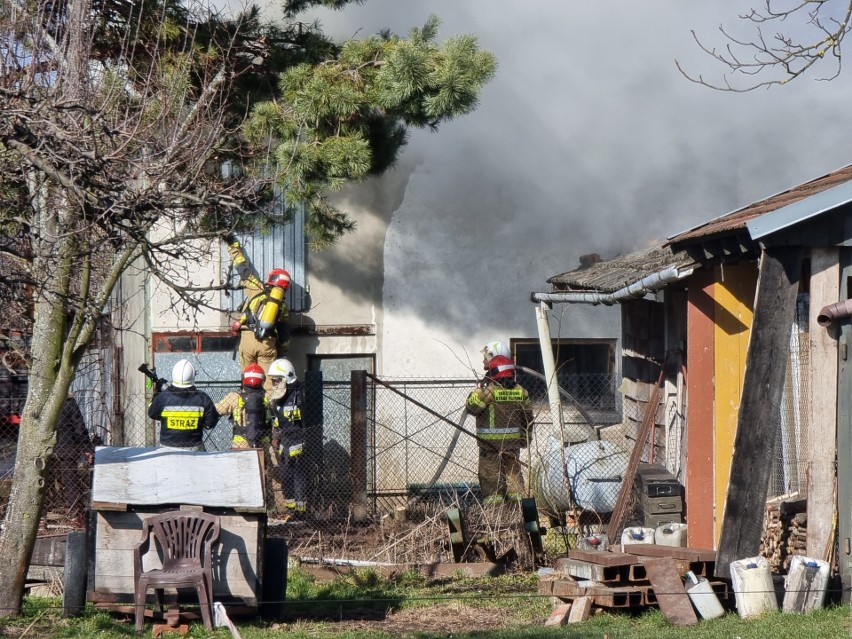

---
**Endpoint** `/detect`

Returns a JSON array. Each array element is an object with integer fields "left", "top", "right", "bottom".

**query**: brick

[
  {"left": 544, "top": 603, "right": 572, "bottom": 626},
  {"left": 567, "top": 596, "right": 593, "bottom": 622}
]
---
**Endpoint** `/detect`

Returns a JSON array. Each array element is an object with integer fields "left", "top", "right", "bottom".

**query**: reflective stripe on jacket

[
  {"left": 149, "top": 386, "right": 218, "bottom": 448},
  {"left": 465, "top": 382, "right": 531, "bottom": 444}
]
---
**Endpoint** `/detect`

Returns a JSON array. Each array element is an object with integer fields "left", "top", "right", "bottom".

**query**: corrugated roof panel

[
  {"left": 746, "top": 179, "right": 852, "bottom": 239},
  {"left": 668, "top": 163, "right": 852, "bottom": 245}
]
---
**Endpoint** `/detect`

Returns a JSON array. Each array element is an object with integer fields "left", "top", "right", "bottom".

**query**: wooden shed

[
  {"left": 533, "top": 162, "right": 852, "bottom": 596},
  {"left": 88, "top": 447, "right": 269, "bottom": 612}
]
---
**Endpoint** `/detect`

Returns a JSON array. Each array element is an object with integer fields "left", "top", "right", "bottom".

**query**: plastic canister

[
  {"left": 620, "top": 527, "right": 654, "bottom": 545},
  {"left": 655, "top": 522, "right": 687, "bottom": 547},
  {"left": 730, "top": 556, "right": 778, "bottom": 618},
  {"left": 685, "top": 571, "right": 725, "bottom": 619},
  {"left": 782, "top": 555, "right": 830, "bottom": 613},
  {"left": 578, "top": 534, "right": 609, "bottom": 551}
]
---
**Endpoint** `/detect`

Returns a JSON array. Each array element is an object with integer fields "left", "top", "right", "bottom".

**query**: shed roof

[
  {"left": 548, "top": 245, "right": 700, "bottom": 293},
  {"left": 667, "top": 163, "right": 852, "bottom": 244}
]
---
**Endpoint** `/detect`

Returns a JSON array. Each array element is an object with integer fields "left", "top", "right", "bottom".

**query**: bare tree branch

[{"left": 678, "top": 1, "right": 852, "bottom": 91}]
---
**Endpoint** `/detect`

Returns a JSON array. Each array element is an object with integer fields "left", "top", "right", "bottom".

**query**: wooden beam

[
  {"left": 713, "top": 263, "right": 757, "bottom": 544},
  {"left": 807, "top": 248, "right": 839, "bottom": 560},
  {"left": 686, "top": 270, "right": 715, "bottom": 548},
  {"left": 715, "top": 247, "right": 803, "bottom": 577},
  {"left": 643, "top": 558, "right": 698, "bottom": 626},
  {"left": 350, "top": 369, "right": 368, "bottom": 521}
]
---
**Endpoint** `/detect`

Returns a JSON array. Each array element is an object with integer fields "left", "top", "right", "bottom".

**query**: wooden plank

[
  {"left": 63, "top": 531, "right": 87, "bottom": 618},
  {"left": 26, "top": 566, "right": 63, "bottom": 582},
  {"left": 90, "top": 502, "right": 128, "bottom": 511},
  {"left": 807, "top": 248, "right": 839, "bottom": 561},
  {"left": 686, "top": 270, "right": 716, "bottom": 549},
  {"left": 716, "top": 247, "right": 803, "bottom": 577},
  {"left": 31, "top": 535, "right": 66, "bottom": 567},
  {"left": 713, "top": 263, "right": 757, "bottom": 545},
  {"left": 564, "top": 550, "right": 638, "bottom": 566},
  {"left": 642, "top": 558, "right": 698, "bottom": 627},
  {"left": 618, "top": 544, "right": 717, "bottom": 562},
  {"left": 92, "top": 447, "right": 264, "bottom": 509},
  {"left": 606, "top": 367, "right": 666, "bottom": 540},
  {"left": 567, "top": 596, "right": 593, "bottom": 623}
]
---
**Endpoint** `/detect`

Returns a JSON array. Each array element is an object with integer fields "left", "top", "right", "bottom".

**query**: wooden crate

[{"left": 89, "top": 447, "right": 267, "bottom": 609}]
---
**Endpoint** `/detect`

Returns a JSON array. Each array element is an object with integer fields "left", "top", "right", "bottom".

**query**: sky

[{"left": 270, "top": 1, "right": 852, "bottom": 372}]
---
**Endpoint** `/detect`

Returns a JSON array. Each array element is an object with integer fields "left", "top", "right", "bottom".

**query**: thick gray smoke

[{"left": 303, "top": 2, "right": 852, "bottom": 375}]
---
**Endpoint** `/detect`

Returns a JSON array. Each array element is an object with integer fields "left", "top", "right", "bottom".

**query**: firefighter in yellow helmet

[
  {"left": 223, "top": 234, "right": 291, "bottom": 388},
  {"left": 465, "top": 354, "right": 533, "bottom": 505}
]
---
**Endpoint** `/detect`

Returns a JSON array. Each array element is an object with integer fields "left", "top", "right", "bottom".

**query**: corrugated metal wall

[{"left": 221, "top": 201, "right": 307, "bottom": 313}]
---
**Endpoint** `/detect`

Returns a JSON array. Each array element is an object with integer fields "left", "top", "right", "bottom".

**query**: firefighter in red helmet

[
  {"left": 215, "top": 364, "right": 289, "bottom": 511},
  {"left": 465, "top": 354, "right": 533, "bottom": 505},
  {"left": 215, "top": 364, "right": 270, "bottom": 448},
  {"left": 223, "top": 234, "right": 291, "bottom": 388}
]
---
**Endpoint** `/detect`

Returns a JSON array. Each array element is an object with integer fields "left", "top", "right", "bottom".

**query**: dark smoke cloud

[{"left": 305, "top": 1, "right": 852, "bottom": 372}]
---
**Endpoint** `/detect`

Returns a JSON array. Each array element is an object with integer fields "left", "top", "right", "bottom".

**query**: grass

[{"left": 0, "top": 568, "right": 850, "bottom": 638}]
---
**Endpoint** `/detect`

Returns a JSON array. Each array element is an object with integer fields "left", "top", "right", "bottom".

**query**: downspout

[
  {"left": 817, "top": 299, "right": 852, "bottom": 327},
  {"left": 535, "top": 302, "right": 563, "bottom": 440},
  {"left": 530, "top": 264, "right": 696, "bottom": 306}
]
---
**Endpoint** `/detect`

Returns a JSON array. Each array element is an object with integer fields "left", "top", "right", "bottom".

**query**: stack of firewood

[
  {"left": 759, "top": 494, "right": 807, "bottom": 573},
  {"left": 784, "top": 512, "right": 808, "bottom": 570}
]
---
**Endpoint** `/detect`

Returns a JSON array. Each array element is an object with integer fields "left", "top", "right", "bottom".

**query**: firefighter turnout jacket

[
  {"left": 465, "top": 380, "right": 533, "bottom": 448},
  {"left": 227, "top": 241, "right": 290, "bottom": 349},
  {"left": 270, "top": 381, "right": 307, "bottom": 512},
  {"left": 271, "top": 382, "right": 304, "bottom": 454},
  {"left": 148, "top": 385, "right": 219, "bottom": 449},
  {"left": 215, "top": 387, "right": 270, "bottom": 448}
]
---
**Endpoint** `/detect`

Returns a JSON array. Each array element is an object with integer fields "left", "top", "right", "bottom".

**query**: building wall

[{"left": 143, "top": 169, "right": 619, "bottom": 382}]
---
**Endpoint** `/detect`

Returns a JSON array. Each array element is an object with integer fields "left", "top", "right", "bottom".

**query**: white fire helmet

[
  {"left": 171, "top": 359, "right": 196, "bottom": 388},
  {"left": 268, "top": 358, "right": 297, "bottom": 385},
  {"left": 481, "top": 340, "right": 511, "bottom": 361}
]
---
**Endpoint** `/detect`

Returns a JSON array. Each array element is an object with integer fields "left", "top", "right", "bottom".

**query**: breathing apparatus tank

[{"left": 255, "top": 286, "right": 285, "bottom": 339}]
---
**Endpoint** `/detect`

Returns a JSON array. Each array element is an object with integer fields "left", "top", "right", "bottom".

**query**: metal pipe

[
  {"left": 535, "top": 302, "right": 564, "bottom": 439},
  {"left": 530, "top": 265, "right": 696, "bottom": 306},
  {"left": 817, "top": 299, "right": 852, "bottom": 327}
]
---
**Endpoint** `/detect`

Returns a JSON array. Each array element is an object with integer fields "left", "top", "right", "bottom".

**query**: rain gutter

[{"left": 529, "top": 264, "right": 697, "bottom": 306}]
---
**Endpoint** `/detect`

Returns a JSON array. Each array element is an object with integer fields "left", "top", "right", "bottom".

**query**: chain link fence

[{"left": 0, "top": 361, "right": 811, "bottom": 568}]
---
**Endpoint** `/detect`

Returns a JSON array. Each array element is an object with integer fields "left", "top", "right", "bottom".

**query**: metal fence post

[{"left": 350, "top": 369, "right": 368, "bottom": 521}]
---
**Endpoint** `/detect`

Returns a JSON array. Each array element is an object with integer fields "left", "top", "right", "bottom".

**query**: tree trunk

[
  {"left": 0, "top": 0, "right": 94, "bottom": 615},
  {"left": 0, "top": 310, "right": 74, "bottom": 615}
]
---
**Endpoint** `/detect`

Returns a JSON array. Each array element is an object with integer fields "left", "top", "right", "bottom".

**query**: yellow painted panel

[{"left": 713, "top": 263, "right": 757, "bottom": 543}]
